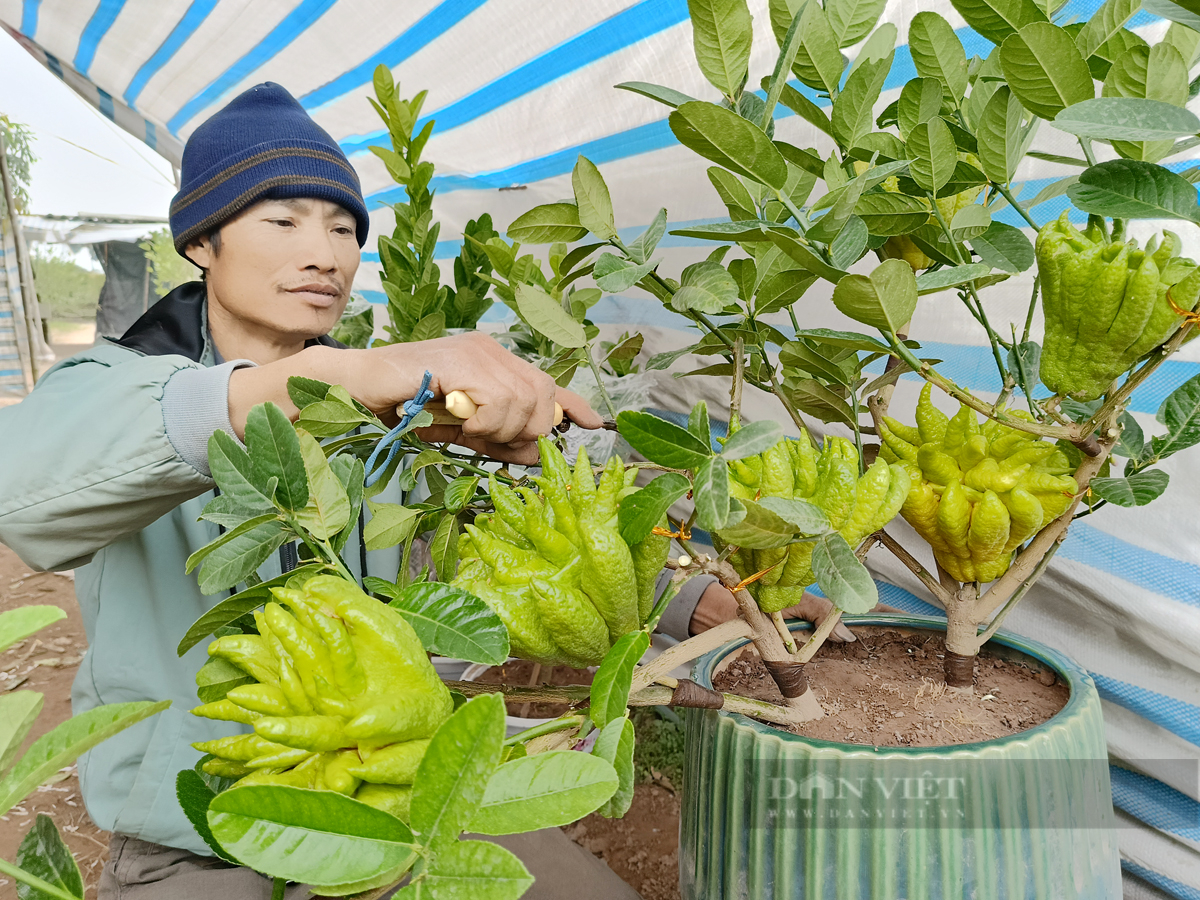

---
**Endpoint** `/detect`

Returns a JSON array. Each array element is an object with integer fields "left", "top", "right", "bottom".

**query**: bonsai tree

[{"left": 171, "top": 0, "right": 1200, "bottom": 891}]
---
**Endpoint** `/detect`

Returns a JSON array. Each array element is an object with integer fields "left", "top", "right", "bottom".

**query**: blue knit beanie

[{"left": 169, "top": 82, "right": 369, "bottom": 257}]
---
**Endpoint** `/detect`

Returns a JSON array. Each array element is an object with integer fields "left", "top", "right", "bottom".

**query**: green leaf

[
  {"left": 949, "top": 205, "right": 992, "bottom": 241},
  {"left": 828, "top": 216, "right": 868, "bottom": 270},
  {"left": 287, "top": 375, "right": 334, "bottom": 410},
  {"left": 759, "top": 496, "right": 832, "bottom": 533},
  {"left": 1068, "top": 159, "right": 1200, "bottom": 222},
  {"left": 470, "top": 752, "right": 618, "bottom": 835},
  {"left": 197, "top": 521, "right": 288, "bottom": 595},
  {"left": 572, "top": 156, "right": 618, "bottom": 241},
  {"left": 716, "top": 498, "right": 799, "bottom": 548},
  {"left": 591, "top": 631, "right": 651, "bottom": 730},
  {"left": 419, "top": 838, "right": 532, "bottom": 900},
  {"left": 591, "top": 717, "right": 635, "bottom": 818},
  {"left": 909, "top": 13, "right": 969, "bottom": 101},
  {"left": 388, "top": 583, "right": 509, "bottom": 666},
  {"left": 244, "top": 403, "right": 308, "bottom": 512},
  {"left": 775, "top": 82, "right": 834, "bottom": 137},
  {"left": 593, "top": 253, "right": 658, "bottom": 293},
  {"left": 430, "top": 512, "right": 460, "bottom": 583},
  {"left": 618, "top": 474, "right": 691, "bottom": 545},
  {"left": 761, "top": 3, "right": 806, "bottom": 129},
  {"left": 1054, "top": 97, "right": 1200, "bottom": 141},
  {"left": 687, "top": 0, "right": 753, "bottom": 98},
  {"left": 628, "top": 208, "right": 668, "bottom": 264},
  {"left": 672, "top": 260, "right": 741, "bottom": 314},
  {"left": 176, "top": 769, "right": 238, "bottom": 863},
  {"left": 1090, "top": 470, "right": 1170, "bottom": 506},
  {"left": 811, "top": 532, "right": 877, "bottom": 614},
  {"left": 853, "top": 192, "right": 930, "bottom": 236},
  {"left": 185, "top": 513, "right": 281, "bottom": 575},
  {"left": 614, "top": 81, "right": 699, "bottom": 109},
  {"left": 787, "top": 378, "right": 859, "bottom": 426},
  {"left": 792, "top": 1, "right": 844, "bottom": 94},
  {"left": 949, "top": 0, "right": 1048, "bottom": 45},
  {"left": 177, "top": 565, "right": 325, "bottom": 654},
  {"left": 0, "top": 692, "right": 42, "bottom": 777},
  {"left": 410, "top": 311, "right": 446, "bottom": 344},
  {"left": 669, "top": 220, "right": 773, "bottom": 243},
  {"left": 515, "top": 283, "right": 586, "bottom": 348},
  {"left": 765, "top": 229, "right": 850, "bottom": 283},
  {"left": 827, "top": 0, "right": 888, "bottom": 46},
  {"left": 792, "top": 328, "right": 895, "bottom": 353},
  {"left": 331, "top": 456, "right": 365, "bottom": 555},
  {"left": 0, "top": 700, "right": 170, "bottom": 815},
  {"left": 807, "top": 179, "right": 867, "bottom": 244},
  {"left": 689, "top": 401, "right": 712, "bottom": 444},
  {"left": 1150, "top": 372, "right": 1200, "bottom": 459},
  {"left": 1000, "top": 23, "right": 1094, "bottom": 120},
  {"left": 294, "top": 430, "right": 352, "bottom": 540},
  {"left": 669, "top": 101, "right": 788, "bottom": 191},
  {"left": 208, "top": 430, "right": 275, "bottom": 509},
  {"left": 195, "top": 656, "right": 253, "bottom": 704},
  {"left": 692, "top": 457, "right": 731, "bottom": 532},
  {"left": 907, "top": 118, "right": 958, "bottom": 193},
  {"left": 1008, "top": 340, "right": 1041, "bottom": 385},
  {"left": 1076, "top": 0, "right": 1143, "bottom": 60},
  {"left": 411, "top": 693, "right": 505, "bottom": 851},
  {"left": 756, "top": 269, "right": 817, "bottom": 315},
  {"left": 971, "top": 221, "right": 1035, "bottom": 272},
  {"left": 617, "top": 411, "right": 713, "bottom": 469},
  {"left": 720, "top": 420, "right": 784, "bottom": 460},
  {"left": 295, "top": 399, "right": 370, "bottom": 438},
  {"left": 1102, "top": 43, "right": 1188, "bottom": 160},
  {"left": 364, "top": 501, "right": 422, "bottom": 551},
  {"left": 0, "top": 606, "right": 65, "bottom": 655},
  {"left": 832, "top": 54, "right": 895, "bottom": 148},
  {"left": 897, "top": 77, "right": 943, "bottom": 141},
  {"left": 832, "top": 258, "right": 918, "bottom": 332},
  {"left": 977, "top": 87, "right": 1027, "bottom": 183},
  {"left": 507, "top": 203, "right": 589, "bottom": 243},
  {"left": 208, "top": 786, "right": 416, "bottom": 887},
  {"left": 444, "top": 476, "right": 480, "bottom": 515},
  {"left": 915, "top": 263, "right": 993, "bottom": 294},
  {"left": 15, "top": 814, "right": 83, "bottom": 900},
  {"left": 1113, "top": 411, "right": 1145, "bottom": 458}
]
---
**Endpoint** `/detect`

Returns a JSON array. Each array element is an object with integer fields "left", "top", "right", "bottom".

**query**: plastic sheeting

[{"left": 2, "top": 0, "right": 1199, "bottom": 894}]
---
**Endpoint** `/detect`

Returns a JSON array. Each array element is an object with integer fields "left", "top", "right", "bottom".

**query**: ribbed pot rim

[{"left": 691, "top": 613, "right": 1095, "bottom": 755}]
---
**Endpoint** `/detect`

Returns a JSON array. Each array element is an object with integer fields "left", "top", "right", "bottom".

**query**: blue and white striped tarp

[{"left": 2, "top": 1, "right": 1199, "bottom": 895}]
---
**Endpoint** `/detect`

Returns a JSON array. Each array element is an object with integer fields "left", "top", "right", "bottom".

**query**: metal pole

[{"left": 0, "top": 126, "right": 45, "bottom": 381}]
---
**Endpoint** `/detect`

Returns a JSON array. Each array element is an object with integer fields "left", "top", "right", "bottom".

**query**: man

[{"left": 0, "top": 83, "right": 841, "bottom": 898}]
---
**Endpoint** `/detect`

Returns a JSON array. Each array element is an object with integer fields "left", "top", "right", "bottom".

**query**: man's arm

[
  {"left": 0, "top": 349, "right": 221, "bottom": 570},
  {"left": 228, "top": 332, "right": 602, "bottom": 465}
]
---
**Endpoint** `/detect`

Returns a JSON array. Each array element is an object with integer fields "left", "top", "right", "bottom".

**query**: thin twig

[
  {"left": 878, "top": 530, "right": 955, "bottom": 606},
  {"left": 772, "top": 611, "right": 799, "bottom": 653},
  {"left": 794, "top": 607, "right": 844, "bottom": 663},
  {"left": 629, "top": 617, "right": 752, "bottom": 694},
  {"left": 974, "top": 540, "right": 1063, "bottom": 649}
]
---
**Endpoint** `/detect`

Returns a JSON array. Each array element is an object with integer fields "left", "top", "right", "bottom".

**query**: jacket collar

[{"left": 115, "top": 281, "right": 343, "bottom": 362}]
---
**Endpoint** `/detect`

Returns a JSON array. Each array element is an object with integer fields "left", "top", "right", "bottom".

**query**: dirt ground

[
  {"left": 0, "top": 544, "right": 109, "bottom": 899},
  {"left": 714, "top": 626, "right": 1069, "bottom": 747}
]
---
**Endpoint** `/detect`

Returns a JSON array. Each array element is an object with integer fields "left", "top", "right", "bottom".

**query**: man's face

[{"left": 187, "top": 197, "right": 361, "bottom": 339}]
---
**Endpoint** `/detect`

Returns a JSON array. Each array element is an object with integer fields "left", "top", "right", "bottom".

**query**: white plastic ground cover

[{"left": 2, "top": 0, "right": 1198, "bottom": 893}]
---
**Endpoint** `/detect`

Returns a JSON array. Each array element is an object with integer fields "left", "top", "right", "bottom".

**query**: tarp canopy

[{"left": 3, "top": 2, "right": 1200, "bottom": 897}]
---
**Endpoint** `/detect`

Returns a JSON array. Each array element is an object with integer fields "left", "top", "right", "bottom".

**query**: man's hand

[
  {"left": 228, "top": 332, "right": 602, "bottom": 463},
  {"left": 688, "top": 583, "right": 858, "bottom": 642}
]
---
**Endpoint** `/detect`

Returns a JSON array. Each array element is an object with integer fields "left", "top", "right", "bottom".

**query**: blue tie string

[{"left": 363, "top": 370, "right": 436, "bottom": 488}]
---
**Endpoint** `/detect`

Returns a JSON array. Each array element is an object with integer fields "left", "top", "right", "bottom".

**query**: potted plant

[{"left": 166, "top": 0, "right": 1200, "bottom": 889}]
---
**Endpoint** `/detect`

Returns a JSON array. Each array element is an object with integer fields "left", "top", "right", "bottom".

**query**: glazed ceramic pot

[{"left": 679, "top": 615, "right": 1120, "bottom": 900}]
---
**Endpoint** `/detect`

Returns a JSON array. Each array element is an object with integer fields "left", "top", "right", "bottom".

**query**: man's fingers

[{"left": 556, "top": 388, "right": 604, "bottom": 429}]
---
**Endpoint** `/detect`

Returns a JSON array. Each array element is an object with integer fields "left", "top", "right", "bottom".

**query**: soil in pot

[
  {"left": 712, "top": 626, "right": 1069, "bottom": 747},
  {"left": 471, "top": 659, "right": 594, "bottom": 718}
]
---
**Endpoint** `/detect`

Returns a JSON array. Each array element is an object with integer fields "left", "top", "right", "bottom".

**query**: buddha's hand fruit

[
  {"left": 879, "top": 383, "right": 1079, "bottom": 583},
  {"left": 192, "top": 574, "right": 453, "bottom": 816},
  {"left": 1037, "top": 211, "right": 1200, "bottom": 401},
  {"left": 716, "top": 429, "right": 910, "bottom": 614},
  {"left": 450, "top": 436, "right": 668, "bottom": 667}
]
